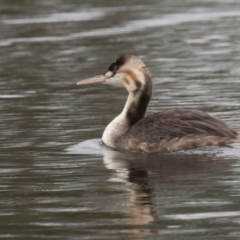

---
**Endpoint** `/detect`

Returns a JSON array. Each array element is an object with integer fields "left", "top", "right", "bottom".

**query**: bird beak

[{"left": 76, "top": 75, "right": 108, "bottom": 85}]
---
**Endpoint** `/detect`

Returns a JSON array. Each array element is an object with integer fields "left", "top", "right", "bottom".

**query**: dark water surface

[{"left": 1, "top": 0, "right": 240, "bottom": 239}]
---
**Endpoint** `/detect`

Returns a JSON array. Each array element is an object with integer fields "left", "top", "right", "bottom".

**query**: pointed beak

[{"left": 76, "top": 75, "right": 108, "bottom": 85}]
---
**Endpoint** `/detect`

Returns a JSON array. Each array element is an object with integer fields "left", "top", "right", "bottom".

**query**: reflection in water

[
  {"left": 127, "top": 168, "right": 154, "bottom": 225},
  {"left": 104, "top": 151, "right": 155, "bottom": 223},
  {"left": 102, "top": 147, "right": 238, "bottom": 238},
  {"left": 103, "top": 150, "right": 155, "bottom": 238}
]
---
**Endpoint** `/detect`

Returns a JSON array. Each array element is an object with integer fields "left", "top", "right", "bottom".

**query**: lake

[{"left": 1, "top": 0, "right": 240, "bottom": 239}]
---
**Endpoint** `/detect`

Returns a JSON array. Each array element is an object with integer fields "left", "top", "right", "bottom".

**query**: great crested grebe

[{"left": 77, "top": 55, "right": 239, "bottom": 152}]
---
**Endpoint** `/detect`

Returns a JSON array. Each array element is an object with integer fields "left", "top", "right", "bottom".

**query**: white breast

[{"left": 102, "top": 113, "right": 129, "bottom": 148}]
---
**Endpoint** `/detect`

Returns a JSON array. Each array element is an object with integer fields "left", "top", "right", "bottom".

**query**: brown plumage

[
  {"left": 121, "top": 109, "right": 239, "bottom": 152},
  {"left": 77, "top": 54, "right": 240, "bottom": 152}
]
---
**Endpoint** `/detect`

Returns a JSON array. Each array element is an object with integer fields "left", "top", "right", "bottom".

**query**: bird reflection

[
  {"left": 103, "top": 149, "right": 156, "bottom": 227},
  {"left": 102, "top": 146, "right": 233, "bottom": 231},
  {"left": 127, "top": 168, "right": 155, "bottom": 225}
]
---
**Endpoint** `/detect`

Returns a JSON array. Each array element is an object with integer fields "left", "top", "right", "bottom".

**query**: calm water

[{"left": 1, "top": 0, "right": 240, "bottom": 239}]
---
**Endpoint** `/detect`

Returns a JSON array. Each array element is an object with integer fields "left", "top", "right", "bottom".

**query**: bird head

[{"left": 77, "top": 55, "right": 151, "bottom": 92}]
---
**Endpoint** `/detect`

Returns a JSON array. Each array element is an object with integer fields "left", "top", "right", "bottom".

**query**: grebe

[{"left": 77, "top": 55, "right": 239, "bottom": 152}]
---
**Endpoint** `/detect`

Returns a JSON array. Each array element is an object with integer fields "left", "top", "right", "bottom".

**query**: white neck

[{"left": 102, "top": 92, "right": 136, "bottom": 148}]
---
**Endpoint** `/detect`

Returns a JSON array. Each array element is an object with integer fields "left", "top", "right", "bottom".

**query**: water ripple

[
  {"left": 164, "top": 211, "right": 240, "bottom": 220},
  {"left": 1, "top": 10, "right": 240, "bottom": 46},
  {"left": 3, "top": 10, "right": 106, "bottom": 25}
]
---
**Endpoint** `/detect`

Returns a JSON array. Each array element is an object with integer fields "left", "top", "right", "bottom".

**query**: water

[{"left": 1, "top": 0, "right": 240, "bottom": 239}]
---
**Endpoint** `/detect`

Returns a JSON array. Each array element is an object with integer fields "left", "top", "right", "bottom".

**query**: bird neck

[
  {"left": 124, "top": 89, "right": 151, "bottom": 126},
  {"left": 102, "top": 80, "right": 152, "bottom": 148}
]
